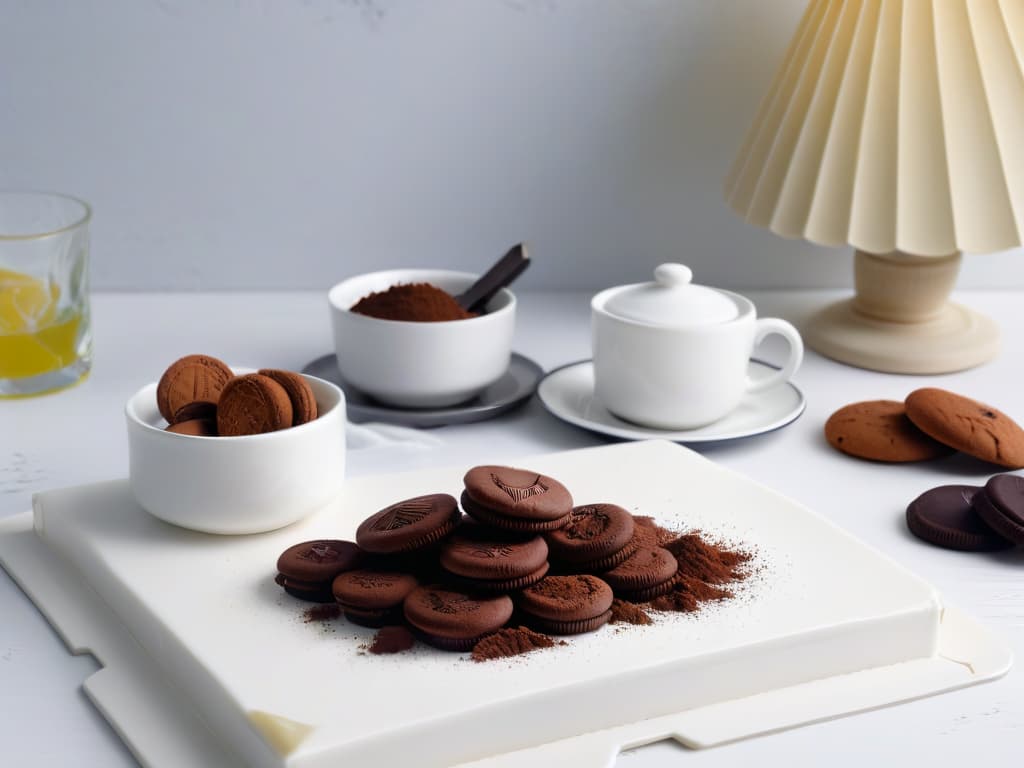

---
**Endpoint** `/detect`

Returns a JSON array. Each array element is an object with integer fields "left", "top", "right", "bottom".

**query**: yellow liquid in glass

[{"left": 0, "top": 268, "right": 81, "bottom": 378}]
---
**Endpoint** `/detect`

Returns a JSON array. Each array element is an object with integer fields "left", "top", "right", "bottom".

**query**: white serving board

[{"left": 0, "top": 441, "right": 1012, "bottom": 768}]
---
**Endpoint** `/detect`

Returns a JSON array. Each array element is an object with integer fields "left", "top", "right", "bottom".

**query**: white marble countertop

[{"left": 1, "top": 289, "right": 1021, "bottom": 767}]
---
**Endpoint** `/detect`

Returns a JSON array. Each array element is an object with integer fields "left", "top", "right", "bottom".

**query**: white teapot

[{"left": 591, "top": 264, "right": 803, "bottom": 430}]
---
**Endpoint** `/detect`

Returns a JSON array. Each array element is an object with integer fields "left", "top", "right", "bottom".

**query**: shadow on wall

[{"left": 1, "top": 0, "right": 960, "bottom": 291}]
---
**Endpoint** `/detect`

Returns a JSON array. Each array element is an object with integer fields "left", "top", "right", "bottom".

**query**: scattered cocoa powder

[
  {"left": 350, "top": 283, "right": 476, "bottom": 322},
  {"left": 471, "top": 627, "right": 562, "bottom": 662},
  {"left": 609, "top": 598, "right": 653, "bottom": 625},
  {"left": 368, "top": 625, "right": 416, "bottom": 654},
  {"left": 303, "top": 603, "right": 340, "bottom": 623}
]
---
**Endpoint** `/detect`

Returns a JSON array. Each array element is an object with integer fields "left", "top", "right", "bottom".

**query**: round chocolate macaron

[
  {"left": 517, "top": 575, "right": 614, "bottom": 635},
  {"left": 156, "top": 354, "right": 234, "bottom": 424},
  {"left": 905, "top": 485, "right": 1011, "bottom": 552},
  {"left": 403, "top": 586, "right": 513, "bottom": 651},
  {"left": 440, "top": 530, "right": 550, "bottom": 592},
  {"left": 825, "top": 400, "right": 954, "bottom": 462},
  {"left": 276, "top": 539, "right": 364, "bottom": 602},
  {"left": 461, "top": 465, "right": 572, "bottom": 532},
  {"left": 545, "top": 503, "right": 636, "bottom": 571},
  {"left": 332, "top": 570, "right": 420, "bottom": 627},
  {"left": 601, "top": 546, "right": 679, "bottom": 600},
  {"left": 356, "top": 494, "right": 460, "bottom": 555},
  {"left": 217, "top": 373, "right": 294, "bottom": 436},
  {"left": 972, "top": 475, "right": 1024, "bottom": 546}
]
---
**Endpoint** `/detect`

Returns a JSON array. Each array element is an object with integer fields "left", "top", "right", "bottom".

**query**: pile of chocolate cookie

[
  {"left": 825, "top": 387, "right": 1024, "bottom": 468},
  {"left": 275, "top": 465, "right": 715, "bottom": 653},
  {"left": 156, "top": 354, "right": 318, "bottom": 437}
]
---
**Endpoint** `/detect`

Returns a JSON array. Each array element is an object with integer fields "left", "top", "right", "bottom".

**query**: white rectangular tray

[{"left": 0, "top": 441, "right": 1011, "bottom": 767}]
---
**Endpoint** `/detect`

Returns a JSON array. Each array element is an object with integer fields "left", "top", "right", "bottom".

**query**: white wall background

[{"left": 2, "top": 0, "right": 1022, "bottom": 291}]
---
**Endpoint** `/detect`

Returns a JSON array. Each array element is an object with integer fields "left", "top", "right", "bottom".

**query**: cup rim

[
  {"left": 591, "top": 283, "right": 755, "bottom": 328},
  {"left": 125, "top": 371, "right": 344, "bottom": 442},
  {"left": 328, "top": 268, "right": 516, "bottom": 326},
  {"left": 0, "top": 190, "right": 92, "bottom": 241}
]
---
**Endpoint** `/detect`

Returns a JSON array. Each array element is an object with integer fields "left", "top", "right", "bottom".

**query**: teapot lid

[{"left": 604, "top": 264, "right": 739, "bottom": 326}]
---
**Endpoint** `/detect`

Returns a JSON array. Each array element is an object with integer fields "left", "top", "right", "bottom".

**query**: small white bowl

[
  {"left": 328, "top": 269, "right": 516, "bottom": 408},
  {"left": 125, "top": 373, "right": 346, "bottom": 535}
]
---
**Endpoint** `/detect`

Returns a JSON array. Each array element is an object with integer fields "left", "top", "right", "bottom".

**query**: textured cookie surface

[
  {"left": 277, "top": 540, "right": 363, "bottom": 582},
  {"left": 544, "top": 503, "right": 634, "bottom": 563},
  {"left": 601, "top": 547, "right": 678, "bottom": 591},
  {"left": 403, "top": 586, "right": 513, "bottom": 644},
  {"left": 258, "top": 369, "right": 318, "bottom": 426},
  {"left": 825, "top": 400, "right": 953, "bottom": 462},
  {"left": 517, "top": 575, "right": 613, "bottom": 623},
  {"left": 463, "top": 465, "right": 573, "bottom": 521},
  {"left": 905, "top": 485, "right": 1010, "bottom": 551},
  {"left": 440, "top": 531, "right": 548, "bottom": 580},
  {"left": 332, "top": 570, "right": 419, "bottom": 610},
  {"left": 905, "top": 388, "right": 1024, "bottom": 468},
  {"left": 356, "top": 494, "right": 460, "bottom": 554},
  {"left": 217, "top": 374, "right": 294, "bottom": 436},
  {"left": 156, "top": 354, "right": 233, "bottom": 423}
]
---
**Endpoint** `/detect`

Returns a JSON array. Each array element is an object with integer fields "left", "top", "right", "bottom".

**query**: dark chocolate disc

[
  {"left": 973, "top": 475, "right": 1024, "bottom": 545},
  {"left": 905, "top": 485, "right": 1012, "bottom": 551},
  {"left": 463, "top": 465, "right": 572, "bottom": 522}
]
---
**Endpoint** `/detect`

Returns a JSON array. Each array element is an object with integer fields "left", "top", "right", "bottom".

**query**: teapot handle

[{"left": 745, "top": 318, "right": 804, "bottom": 393}]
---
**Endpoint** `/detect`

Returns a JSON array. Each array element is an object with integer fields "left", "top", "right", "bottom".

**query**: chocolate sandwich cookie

[
  {"left": 517, "top": 575, "right": 614, "bottom": 635},
  {"left": 545, "top": 504, "right": 636, "bottom": 571},
  {"left": 601, "top": 546, "right": 678, "bottom": 600},
  {"left": 440, "top": 531, "right": 550, "bottom": 592},
  {"left": 332, "top": 570, "right": 420, "bottom": 627},
  {"left": 403, "top": 586, "right": 513, "bottom": 651},
  {"left": 461, "top": 466, "right": 572, "bottom": 532},
  {"left": 906, "top": 485, "right": 1011, "bottom": 552},
  {"left": 258, "top": 369, "right": 318, "bottom": 426},
  {"left": 156, "top": 354, "right": 233, "bottom": 423},
  {"left": 217, "top": 373, "right": 294, "bottom": 436},
  {"left": 825, "top": 400, "right": 954, "bottom": 462},
  {"left": 276, "top": 539, "right": 364, "bottom": 602},
  {"left": 972, "top": 475, "right": 1024, "bottom": 546},
  {"left": 356, "top": 494, "right": 460, "bottom": 555},
  {"left": 905, "top": 388, "right": 1024, "bottom": 468}
]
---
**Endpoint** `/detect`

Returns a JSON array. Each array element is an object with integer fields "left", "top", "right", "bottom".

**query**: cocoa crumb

[
  {"left": 368, "top": 625, "right": 415, "bottom": 654},
  {"left": 471, "top": 626, "right": 561, "bottom": 662},
  {"left": 609, "top": 598, "right": 653, "bottom": 625},
  {"left": 303, "top": 604, "right": 340, "bottom": 623}
]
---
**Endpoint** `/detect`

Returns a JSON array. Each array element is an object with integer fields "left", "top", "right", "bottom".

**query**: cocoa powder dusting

[
  {"left": 368, "top": 625, "right": 415, "bottom": 654},
  {"left": 629, "top": 516, "right": 751, "bottom": 615},
  {"left": 471, "top": 627, "right": 562, "bottom": 662},
  {"left": 350, "top": 283, "right": 476, "bottom": 322},
  {"left": 303, "top": 604, "right": 340, "bottom": 623},
  {"left": 609, "top": 598, "right": 653, "bottom": 625}
]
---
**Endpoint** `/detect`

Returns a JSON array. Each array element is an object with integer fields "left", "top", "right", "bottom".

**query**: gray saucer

[{"left": 302, "top": 353, "right": 544, "bottom": 428}]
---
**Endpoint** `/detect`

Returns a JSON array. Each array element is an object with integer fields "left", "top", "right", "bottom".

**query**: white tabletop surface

[{"left": 1, "top": 289, "right": 1021, "bottom": 767}]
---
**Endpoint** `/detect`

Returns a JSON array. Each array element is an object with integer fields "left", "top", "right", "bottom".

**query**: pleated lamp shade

[{"left": 725, "top": 0, "right": 1024, "bottom": 257}]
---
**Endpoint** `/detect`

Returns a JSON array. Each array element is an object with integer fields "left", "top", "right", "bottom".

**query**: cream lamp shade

[{"left": 725, "top": 0, "right": 1024, "bottom": 374}]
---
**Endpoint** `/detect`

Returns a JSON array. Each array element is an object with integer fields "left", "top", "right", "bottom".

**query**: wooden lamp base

[{"left": 803, "top": 251, "right": 1000, "bottom": 375}]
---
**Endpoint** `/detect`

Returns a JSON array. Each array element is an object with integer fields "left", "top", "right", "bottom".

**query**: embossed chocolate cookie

[
  {"left": 156, "top": 354, "right": 233, "bottom": 423},
  {"left": 356, "top": 494, "right": 460, "bottom": 554},
  {"left": 276, "top": 539, "right": 364, "bottom": 602},
  {"left": 905, "top": 388, "right": 1024, "bottom": 468},
  {"left": 461, "top": 466, "right": 573, "bottom": 532},
  {"left": 403, "top": 586, "right": 513, "bottom": 651},
  {"left": 825, "top": 400, "right": 953, "bottom": 462},
  {"left": 601, "top": 546, "right": 678, "bottom": 593},
  {"left": 517, "top": 575, "right": 614, "bottom": 635},
  {"left": 544, "top": 503, "right": 635, "bottom": 566},
  {"left": 440, "top": 531, "right": 548, "bottom": 581},
  {"left": 217, "top": 373, "right": 294, "bottom": 436},
  {"left": 332, "top": 570, "right": 420, "bottom": 626},
  {"left": 258, "top": 369, "right": 318, "bottom": 426}
]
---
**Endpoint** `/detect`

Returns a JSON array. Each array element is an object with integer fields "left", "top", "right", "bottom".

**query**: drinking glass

[{"left": 0, "top": 191, "right": 92, "bottom": 396}]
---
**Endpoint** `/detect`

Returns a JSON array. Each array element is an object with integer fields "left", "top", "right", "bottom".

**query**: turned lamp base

[{"left": 804, "top": 251, "right": 1000, "bottom": 375}]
